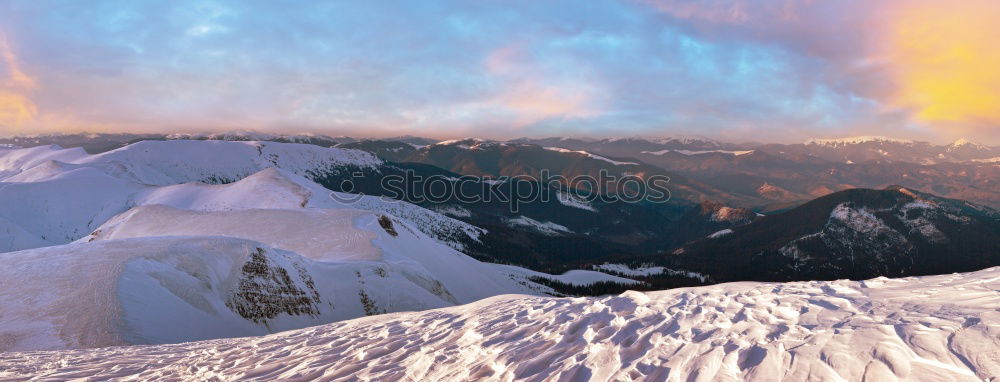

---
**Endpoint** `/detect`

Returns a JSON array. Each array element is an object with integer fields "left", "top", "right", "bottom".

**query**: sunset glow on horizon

[{"left": 1, "top": 0, "right": 998, "bottom": 143}]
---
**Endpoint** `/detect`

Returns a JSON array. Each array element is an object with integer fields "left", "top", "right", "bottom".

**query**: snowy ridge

[
  {"left": 0, "top": 142, "right": 479, "bottom": 252},
  {"left": 708, "top": 228, "right": 733, "bottom": 238},
  {"left": 948, "top": 138, "right": 989, "bottom": 151},
  {"left": 804, "top": 136, "right": 915, "bottom": 146},
  {"left": 642, "top": 149, "right": 754, "bottom": 156},
  {"left": 329, "top": 193, "right": 485, "bottom": 250},
  {"left": 544, "top": 147, "right": 638, "bottom": 166},
  {"left": 165, "top": 130, "right": 350, "bottom": 144},
  {"left": 81, "top": 140, "right": 381, "bottom": 186},
  {"left": 136, "top": 167, "right": 484, "bottom": 250},
  {"left": 0, "top": 140, "right": 381, "bottom": 185},
  {"left": 3, "top": 268, "right": 997, "bottom": 380},
  {"left": 506, "top": 215, "right": 573, "bottom": 236},
  {"left": 603, "top": 136, "right": 724, "bottom": 147}
]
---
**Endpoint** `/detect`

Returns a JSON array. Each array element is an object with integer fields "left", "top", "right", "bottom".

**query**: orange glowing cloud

[
  {"left": 1, "top": 33, "right": 38, "bottom": 131},
  {"left": 1, "top": 36, "right": 34, "bottom": 89},
  {"left": 495, "top": 82, "right": 598, "bottom": 123},
  {"left": 0, "top": 91, "right": 36, "bottom": 126},
  {"left": 483, "top": 44, "right": 601, "bottom": 126},
  {"left": 884, "top": 0, "right": 1000, "bottom": 131}
]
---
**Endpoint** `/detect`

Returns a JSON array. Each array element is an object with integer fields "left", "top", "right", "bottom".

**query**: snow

[
  {"left": 506, "top": 215, "right": 573, "bottom": 236},
  {"left": 642, "top": 149, "right": 754, "bottom": 156},
  {"left": 0, "top": 216, "right": 52, "bottom": 253},
  {"left": 828, "top": 203, "right": 887, "bottom": 233},
  {"left": 0, "top": 205, "right": 625, "bottom": 352},
  {"left": 0, "top": 145, "right": 88, "bottom": 180},
  {"left": 545, "top": 270, "right": 636, "bottom": 286},
  {"left": 433, "top": 206, "right": 472, "bottom": 218},
  {"left": 135, "top": 166, "right": 486, "bottom": 249},
  {"left": 708, "top": 228, "right": 733, "bottom": 238},
  {"left": 3, "top": 268, "right": 997, "bottom": 381},
  {"left": 494, "top": 265, "right": 639, "bottom": 287},
  {"left": 0, "top": 142, "right": 476, "bottom": 252},
  {"left": 556, "top": 190, "right": 597, "bottom": 212},
  {"left": 804, "top": 136, "right": 914, "bottom": 146},
  {"left": 165, "top": 130, "right": 343, "bottom": 144},
  {"left": 710, "top": 206, "right": 743, "bottom": 222},
  {"left": 970, "top": 156, "right": 1000, "bottom": 163},
  {"left": 603, "top": 136, "right": 723, "bottom": 147},
  {"left": 594, "top": 263, "right": 668, "bottom": 276},
  {"left": 0, "top": 166, "right": 143, "bottom": 245},
  {"left": 593, "top": 263, "right": 710, "bottom": 282},
  {"left": 338, "top": 194, "right": 486, "bottom": 250},
  {"left": 948, "top": 138, "right": 990, "bottom": 151},
  {"left": 80, "top": 140, "right": 381, "bottom": 186},
  {"left": 83, "top": 206, "right": 385, "bottom": 262},
  {"left": 434, "top": 138, "right": 485, "bottom": 146},
  {"left": 544, "top": 147, "right": 638, "bottom": 166}
]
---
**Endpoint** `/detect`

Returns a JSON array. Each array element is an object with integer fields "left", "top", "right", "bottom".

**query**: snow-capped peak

[
  {"left": 431, "top": 138, "right": 502, "bottom": 150},
  {"left": 948, "top": 138, "right": 989, "bottom": 151},
  {"left": 804, "top": 136, "right": 914, "bottom": 146},
  {"left": 543, "top": 147, "right": 638, "bottom": 166},
  {"left": 602, "top": 136, "right": 723, "bottom": 147},
  {"left": 434, "top": 138, "right": 486, "bottom": 146}
]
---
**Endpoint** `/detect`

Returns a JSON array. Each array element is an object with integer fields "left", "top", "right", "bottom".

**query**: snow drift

[{"left": 2, "top": 268, "right": 997, "bottom": 381}]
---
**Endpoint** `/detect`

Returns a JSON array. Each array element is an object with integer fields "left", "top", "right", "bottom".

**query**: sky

[{"left": 1, "top": 0, "right": 999, "bottom": 144}]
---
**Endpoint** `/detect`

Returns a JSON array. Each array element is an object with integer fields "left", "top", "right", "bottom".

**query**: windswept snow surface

[{"left": 3, "top": 268, "right": 999, "bottom": 381}]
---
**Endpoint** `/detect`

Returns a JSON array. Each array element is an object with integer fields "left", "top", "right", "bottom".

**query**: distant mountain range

[
  {"left": 332, "top": 135, "right": 1000, "bottom": 209},
  {"left": 2, "top": 134, "right": 998, "bottom": 354},
  {"left": 3, "top": 132, "right": 997, "bottom": 209},
  {"left": 2, "top": 135, "right": 995, "bottom": 282},
  {"left": 660, "top": 186, "right": 1000, "bottom": 282}
]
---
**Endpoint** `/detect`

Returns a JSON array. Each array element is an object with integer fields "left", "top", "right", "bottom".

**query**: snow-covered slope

[
  {"left": 75, "top": 139, "right": 381, "bottom": 186},
  {"left": 3, "top": 268, "right": 997, "bottom": 381},
  {"left": 0, "top": 236, "right": 335, "bottom": 351},
  {"left": 0, "top": 216, "right": 51, "bottom": 252},
  {"left": 0, "top": 141, "right": 479, "bottom": 252},
  {"left": 0, "top": 166, "right": 142, "bottom": 245},
  {"left": 134, "top": 168, "right": 485, "bottom": 249},
  {"left": 0, "top": 206, "right": 633, "bottom": 352},
  {"left": 0, "top": 140, "right": 380, "bottom": 185}
]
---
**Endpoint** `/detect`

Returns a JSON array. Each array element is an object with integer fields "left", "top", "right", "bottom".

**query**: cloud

[
  {"left": 0, "top": 91, "right": 36, "bottom": 127},
  {"left": 0, "top": 32, "right": 38, "bottom": 131},
  {"left": 481, "top": 44, "right": 602, "bottom": 127},
  {"left": 882, "top": 0, "right": 1000, "bottom": 135},
  {"left": 638, "top": 0, "right": 1000, "bottom": 141},
  {"left": 0, "top": 0, "right": 996, "bottom": 142}
]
